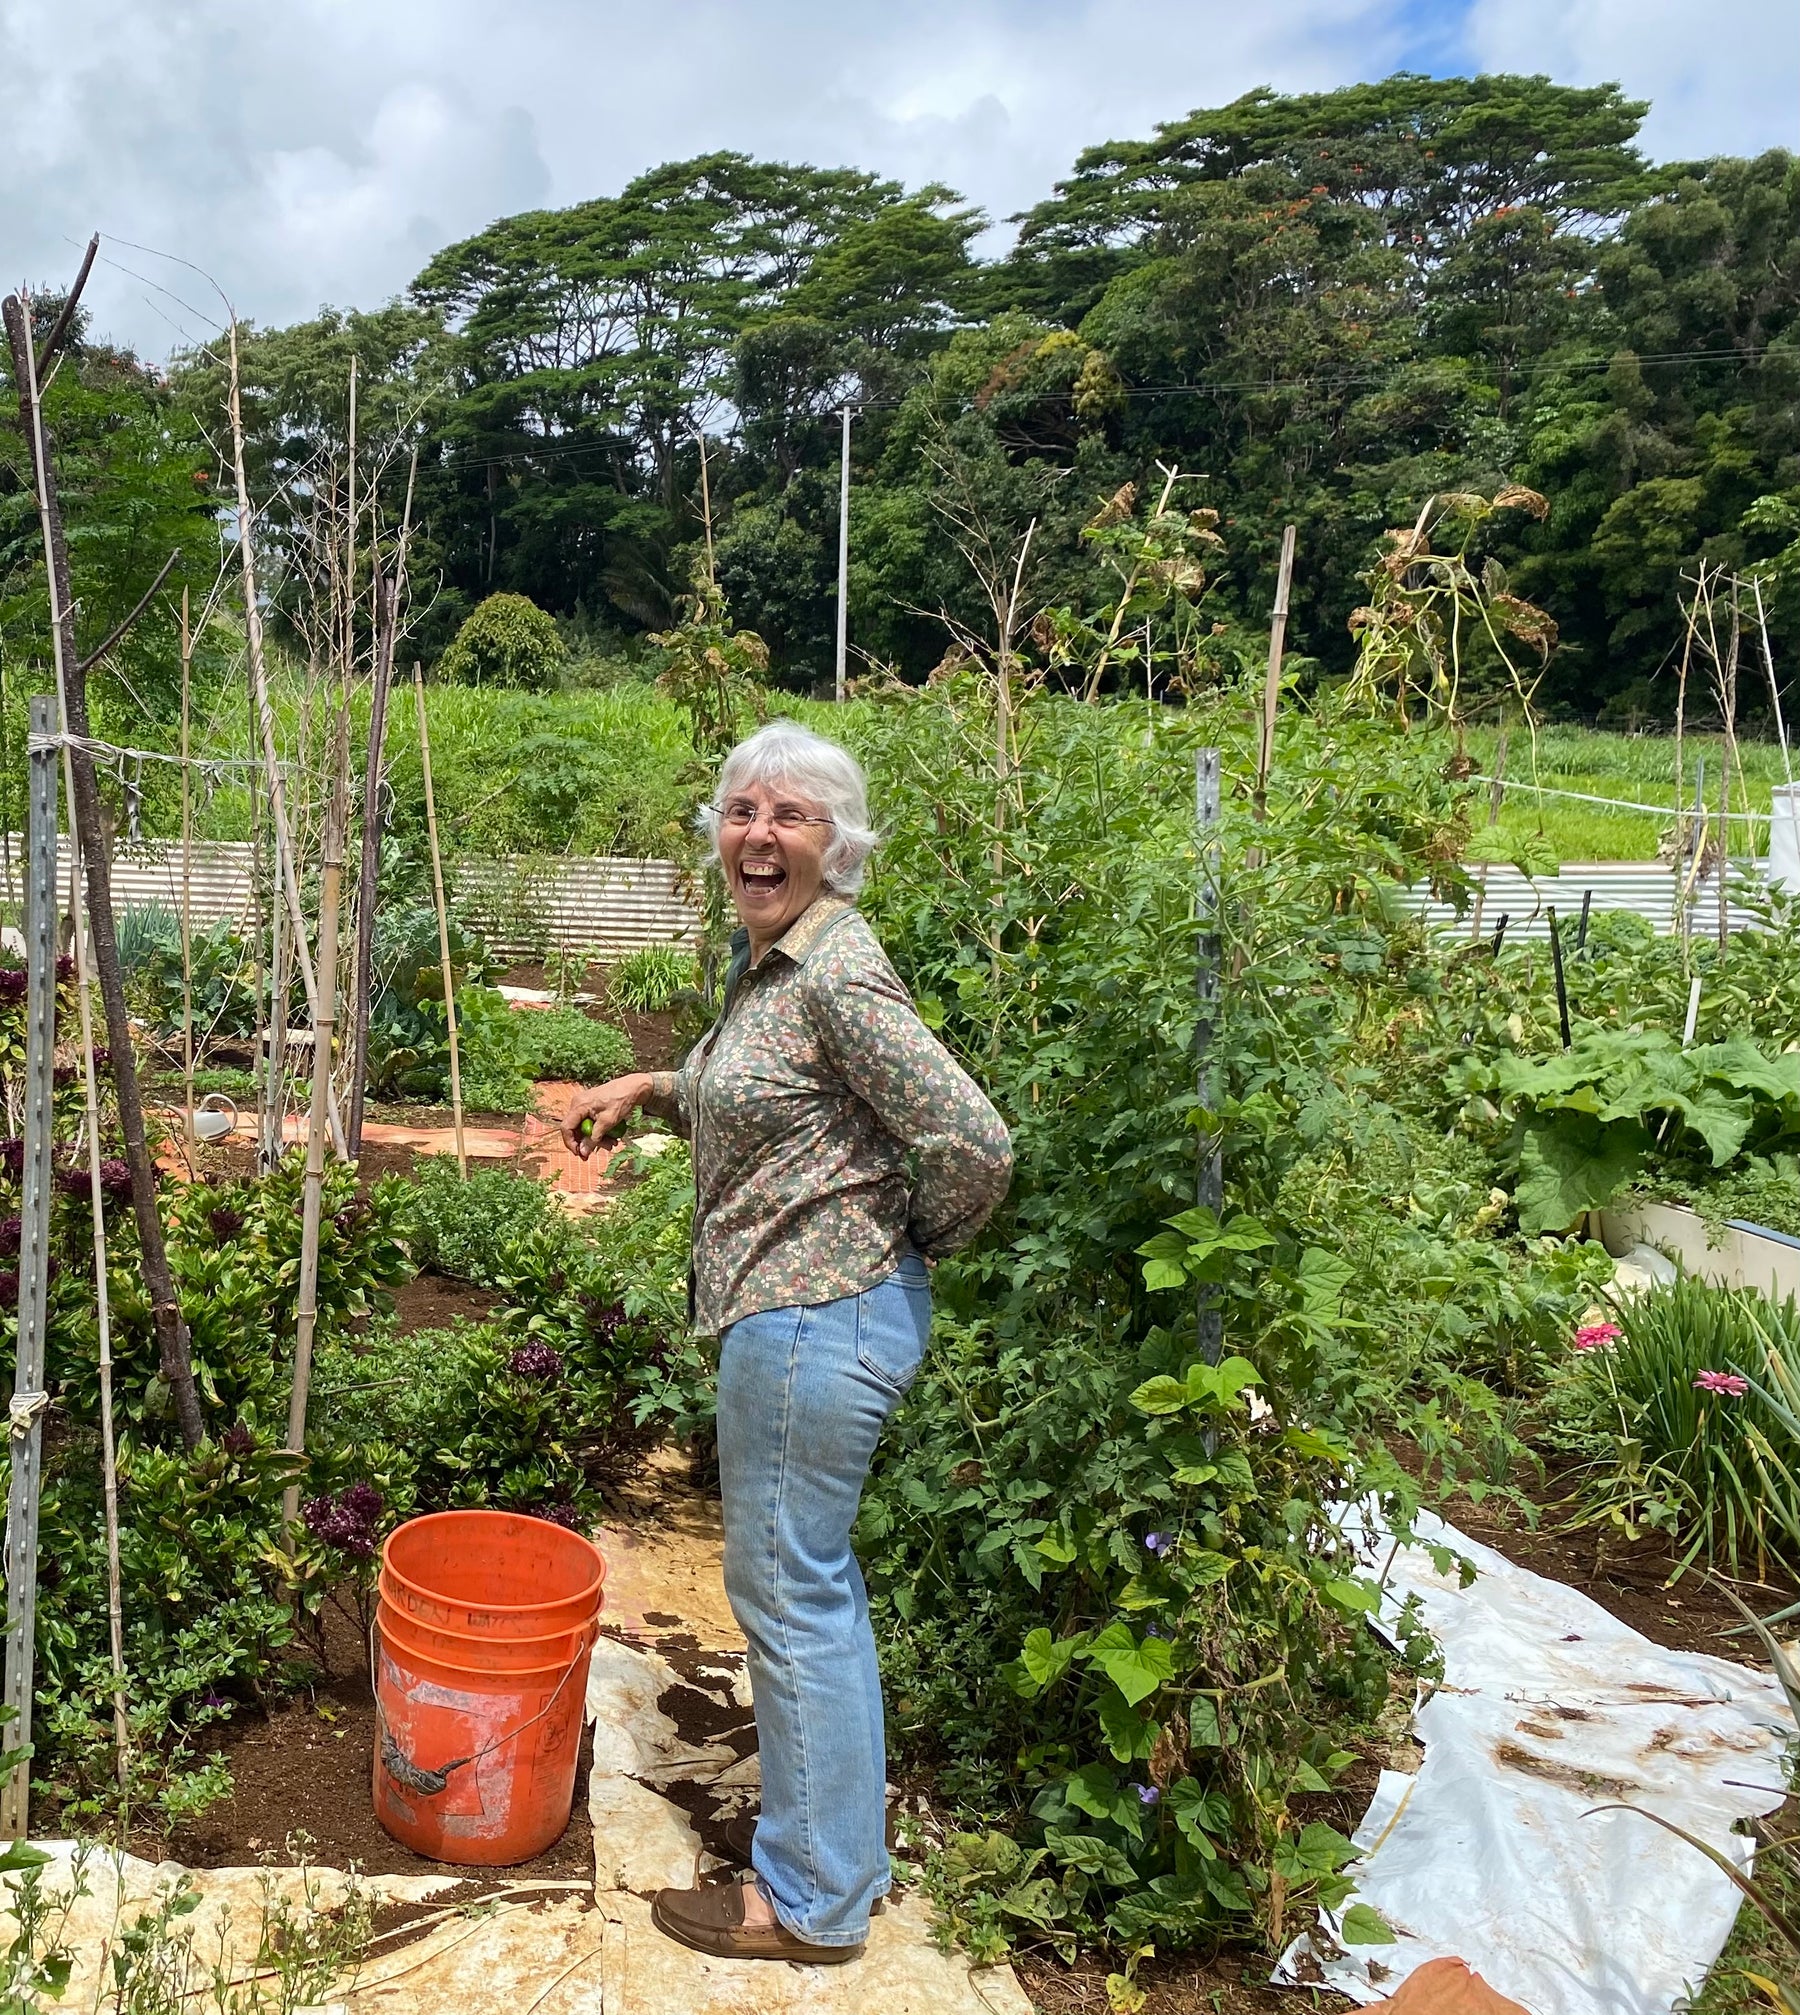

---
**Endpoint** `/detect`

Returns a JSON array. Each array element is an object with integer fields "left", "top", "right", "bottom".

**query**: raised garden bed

[{"left": 1600, "top": 1200, "right": 1800, "bottom": 1301}]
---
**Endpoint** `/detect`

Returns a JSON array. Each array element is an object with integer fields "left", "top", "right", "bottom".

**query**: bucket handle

[{"left": 374, "top": 1615, "right": 601, "bottom": 1799}]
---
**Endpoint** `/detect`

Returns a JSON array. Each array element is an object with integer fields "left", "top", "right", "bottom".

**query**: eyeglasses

[{"left": 715, "top": 799, "right": 836, "bottom": 832}]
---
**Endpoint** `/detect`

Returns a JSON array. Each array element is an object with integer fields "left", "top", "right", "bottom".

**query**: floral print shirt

[{"left": 648, "top": 896, "right": 1013, "bottom": 1336}]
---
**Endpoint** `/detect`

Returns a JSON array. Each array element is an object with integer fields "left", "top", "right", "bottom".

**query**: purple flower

[
  {"left": 507, "top": 1342, "right": 564, "bottom": 1382},
  {"left": 52, "top": 1065, "right": 76, "bottom": 1090},
  {"left": 537, "top": 1503, "right": 586, "bottom": 1531},
  {"left": 1144, "top": 1531, "right": 1173, "bottom": 1558},
  {"left": 98, "top": 1159, "right": 132, "bottom": 1201},
  {"left": 1136, "top": 1784, "right": 1161, "bottom": 1806},
  {"left": 0, "top": 1271, "right": 18, "bottom": 1311},
  {"left": 579, "top": 1295, "right": 627, "bottom": 1342},
  {"left": 208, "top": 1205, "right": 245, "bottom": 1243},
  {"left": 1144, "top": 1625, "right": 1169, "bottom": 1639},
  {"left": 54, "top": 956, "right": 74, "bottom": 984},
  {"left": 0, "top": 969, "right": 27, "bottom": 1003},
  {"left": 1694, "top": 1369, "right": 1750, "bottom": 1397},
  {"left": 302, "top": 1484, "right": 385, "bottom": 1560},
  {"left": 0, "top": 1219, "right": 19, "bottom": 1259},
  {"left": 221, "top": 1422, "right": 256, "bottom": 1459},
  {"left": 0, "top": 1140, "right": 25, "bottom": 1177}
]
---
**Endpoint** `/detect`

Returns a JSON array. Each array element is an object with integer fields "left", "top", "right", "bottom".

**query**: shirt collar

[{"left": 746, "top": 894, "right": 854, "bottom": 972}]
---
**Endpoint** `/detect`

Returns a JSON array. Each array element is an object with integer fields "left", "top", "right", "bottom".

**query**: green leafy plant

[
  {"left": 1568, "top": 1278, "right": 1800, "bottom": 1577},
  {"left": 607, "top": 943, "right": 700, "bottom": 1014},
  {"left": 1454, "top": 1030, "right": 1800, "bottom": 1235},
  {"left": 508, "top": 1006, "right": 633, "bottom": 1085},
  {"left": 437, "top": 591, "right": 569, "bottom": 690}
]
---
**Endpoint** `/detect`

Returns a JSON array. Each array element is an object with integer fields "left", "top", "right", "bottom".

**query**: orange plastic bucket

[
  {"left": 377, "top": 1601, "right": 590, "bottom": 1673},
  {"left": 381, "top": 1510, "right": 604, "bottom": 1637},
  {"left": 371, "top": 1511, "right": 606, "bottom": 1865}
]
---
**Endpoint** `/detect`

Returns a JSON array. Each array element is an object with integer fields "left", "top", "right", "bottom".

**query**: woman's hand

[{"left": 559, "top": 1073, "right": 654, "bottom": 1160}]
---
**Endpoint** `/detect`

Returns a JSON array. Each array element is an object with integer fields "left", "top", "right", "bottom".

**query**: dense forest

[{"left": 5, "top": 71, "right": 1799, "bottom": 720}]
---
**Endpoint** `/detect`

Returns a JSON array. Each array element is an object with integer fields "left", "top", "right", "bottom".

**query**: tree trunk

[{"left": 4, "top": 291, "right": 205, "bottom": 1451}]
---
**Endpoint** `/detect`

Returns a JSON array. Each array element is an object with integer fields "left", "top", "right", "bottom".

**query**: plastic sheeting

[{"left": 1275, "top": 1507, "right": 1793, "bottom": 2013}]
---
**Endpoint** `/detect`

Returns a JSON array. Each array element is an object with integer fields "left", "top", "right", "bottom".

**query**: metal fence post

[
  {"left": 2, "top": 697, "right": 61, "bottom": 1837},
  {"left": 1194, "top": 747, "right": 1223, "bottom": 1371}
]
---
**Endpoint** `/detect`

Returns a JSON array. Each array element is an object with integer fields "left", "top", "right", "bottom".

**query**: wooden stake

[
  {"left": 1254, "top": 524, "right": 1297, "bottom": 818},
  {"left": 180, "top": 587, "right": 195, "bottom": 1153},
  {"left": 282, "top": 708, "right": 349, "bottom": 1533},
  {"left": 415, "top": 664, "right": 466, "bottom": 1175},
  {"left": 4, "top": 284, "right": 205, "bottom": 1452}
]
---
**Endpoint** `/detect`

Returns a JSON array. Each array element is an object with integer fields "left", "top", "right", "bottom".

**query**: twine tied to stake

[{"left": 8, "top": 1390, "right": 50, "bottom": 1438}]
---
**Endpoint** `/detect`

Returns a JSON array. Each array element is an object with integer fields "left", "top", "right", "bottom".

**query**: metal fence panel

[{"left": 0, "top": 839, "right": 701, "bottom": 962}]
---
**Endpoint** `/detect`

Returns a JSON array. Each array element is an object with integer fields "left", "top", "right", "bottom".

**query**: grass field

[{"left": 1467, "top": 725, "right": 1795, "bottom": 864}]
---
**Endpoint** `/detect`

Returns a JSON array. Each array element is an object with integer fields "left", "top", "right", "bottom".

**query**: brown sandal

[{"left": 651, "top": 1876, "right": 865, "bottom": 1964}]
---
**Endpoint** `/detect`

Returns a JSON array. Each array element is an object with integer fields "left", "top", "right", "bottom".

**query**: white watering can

[{"left": 191, "top": 1093, "right": 238, "bottom": 1144}]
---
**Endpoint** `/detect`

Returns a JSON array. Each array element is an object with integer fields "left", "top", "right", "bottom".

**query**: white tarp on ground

[{"left": 1275, "top": 1507, "right": 1793, "bottom": 2014}]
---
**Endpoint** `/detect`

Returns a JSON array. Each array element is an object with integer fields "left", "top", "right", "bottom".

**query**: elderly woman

[{"left": 561, "top": 719, "right": 1011, "bottom": 1964}]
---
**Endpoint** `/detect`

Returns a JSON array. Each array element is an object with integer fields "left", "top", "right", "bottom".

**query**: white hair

[{"left": 697, "top": 719, "right": 879, "bottom": 897}]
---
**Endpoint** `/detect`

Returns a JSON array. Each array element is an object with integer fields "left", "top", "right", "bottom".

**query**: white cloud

[
  {"left": 2, "top": 0, "right": 1791, "bottom": 359},
  {"left": 1465, "top": 0, "right": 1798, "bottom": 163}
]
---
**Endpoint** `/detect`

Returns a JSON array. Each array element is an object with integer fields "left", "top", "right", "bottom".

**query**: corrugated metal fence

[
  {"left": 0, "top": 840, "right": 700, "bottom": 961},
  {"left": 1399, "top": 861, "right": 1778, "bottom": 940},
  {"left": 0, "top": 841, "right": 1781, "bottom": 957}
]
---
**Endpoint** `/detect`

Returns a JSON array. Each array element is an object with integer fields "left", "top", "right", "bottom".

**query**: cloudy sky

[{"left": 3, "top": 0, "right": 1794, "bottom": 359}]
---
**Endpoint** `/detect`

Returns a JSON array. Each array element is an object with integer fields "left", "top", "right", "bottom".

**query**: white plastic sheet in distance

[{"left": 1275, "top": 1507, "right": 1793, "bottom": 2013}]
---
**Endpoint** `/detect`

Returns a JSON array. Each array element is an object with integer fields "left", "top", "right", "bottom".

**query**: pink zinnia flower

[
  {"left": 1573, "top": 1322, "right": 1622, "bottom": 1353},
  {"left": 1693, "top": 1370, "right": 1750, "bottom": 1397}
]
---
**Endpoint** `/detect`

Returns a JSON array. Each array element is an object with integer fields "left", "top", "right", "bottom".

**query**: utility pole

[{"left": 834, "top": 406, "right": 853, "bottom": 703}]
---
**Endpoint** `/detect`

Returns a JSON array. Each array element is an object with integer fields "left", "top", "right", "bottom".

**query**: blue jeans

[{"left": 715, "top": 1254, "right": 931, "bottom": 1947}]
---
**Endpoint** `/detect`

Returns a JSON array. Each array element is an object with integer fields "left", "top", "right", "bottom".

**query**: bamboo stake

[
  {"left": 4, "top": 285, "right": 205, "bottom": 1452},
  {"left": 180, "top": 588, "right": 195, "bottom": 1154},
  {"left": 248, "top": 660, "right": 271, "bottom": 1161},
  {"left": 225, "top": 321, "right": 346, "bottom": 1159},
  {"left": 414, "top": 664, "right": 466, "bottom": 1175},
  {"left": 282, "top": 708, "right": 350, "bottom": 1533},
  {"left": 347, "top": 450, "right": 416, "bottom": 1157},
  {"left": 1750, "top": 575, "right": 1795, "bottom": 789},
  {"left": 1254, "top": 524, "right": 1298, "bottom": 818},
  {"left": 46, "top": 697, "right": 131, "bottom": 1784},
  {"left": 264, "top": 852, "right": 290, "bottom": 1170},
  {"left": 1718, "top": 578, "right": 1740, "bottom": 954}
]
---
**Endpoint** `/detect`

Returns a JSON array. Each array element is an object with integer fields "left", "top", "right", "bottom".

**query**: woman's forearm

[{"left": 640, "top": 1070, "right": 686, "bottom": 1130}]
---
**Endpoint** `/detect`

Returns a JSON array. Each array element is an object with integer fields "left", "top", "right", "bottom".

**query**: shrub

[
  {"left": 405, "top": 1157, "right": 579, "bottom": 1283},
  {"left": 437, "top": 593, "right": 569, "bottom": 690},
  {"left": 511, "top": 1007, "right": 633, "bottom": 1085},
  {"left": 607, "top": 943, "right": 699, "bottom": 1014}
]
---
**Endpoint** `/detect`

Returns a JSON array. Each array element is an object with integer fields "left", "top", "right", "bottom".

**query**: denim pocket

[{"left": 855, "top": 1260, "right": 932, "bottom": 1396}]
